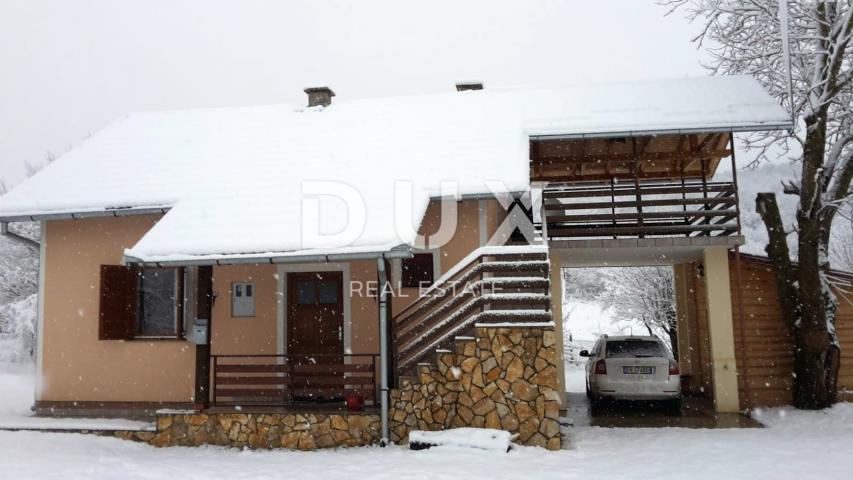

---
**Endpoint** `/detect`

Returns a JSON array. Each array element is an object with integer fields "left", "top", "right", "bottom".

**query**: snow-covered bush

[
  {"left": 0, "top": 222, "right": 40, "bottom": 362},
  {"left": 0, "top": 223, "right": 39, "bottom": 305},
  {"left": 0, "top": 294, "right": 37, "bottom": 362}
]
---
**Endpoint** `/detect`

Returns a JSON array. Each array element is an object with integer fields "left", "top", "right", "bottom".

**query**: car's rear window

[{"left": 605, "top": 340, "right": 665, "bottom": 358}]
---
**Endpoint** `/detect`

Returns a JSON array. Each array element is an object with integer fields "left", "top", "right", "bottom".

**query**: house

[{"left": 0, "top": 76, "right": 806, "bottom": 450}]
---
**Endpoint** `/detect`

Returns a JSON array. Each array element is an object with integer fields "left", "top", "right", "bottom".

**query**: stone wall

[
  {"left": 389, "top": 325, "right": 562, "bottom": 450},
  {"left": 115, "top": 412, "right": 381, "bottom": 450}
]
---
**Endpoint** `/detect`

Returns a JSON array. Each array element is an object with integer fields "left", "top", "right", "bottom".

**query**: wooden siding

[
  {"left": 680, "top": 254, "right": 852, "bottom": 409},
  {"left": 728, "top": 255, "right": 853, "bottom": 408}
]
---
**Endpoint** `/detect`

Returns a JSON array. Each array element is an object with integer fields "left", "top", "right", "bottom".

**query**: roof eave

[
  {"left": 123, "top": 245, "right": 414, "bottom": 268},
  {"left": 0, "top": 205, "right": 171, "bottom": 223},
  {"left": 528, "top": 121, "right": 795, "bottom": 141}
]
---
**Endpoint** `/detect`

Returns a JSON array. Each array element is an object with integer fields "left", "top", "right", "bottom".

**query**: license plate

[{"left": 623, "top": 366, "right": 655, "bottom": 375}]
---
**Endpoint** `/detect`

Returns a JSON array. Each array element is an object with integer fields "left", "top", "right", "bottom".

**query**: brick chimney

[
  {"left": 304, "top": 87, "right": 335, "bottom": 107},
  {"left": 455, "top": 81, "right": 484, "bottom": 92}
]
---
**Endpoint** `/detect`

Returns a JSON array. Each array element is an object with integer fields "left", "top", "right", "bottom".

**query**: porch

[{"left": 209, "top": 353, "right": 380, "bottom": 410}]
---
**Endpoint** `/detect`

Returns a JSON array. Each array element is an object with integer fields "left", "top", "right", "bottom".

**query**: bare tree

[
  {"left": 597, "top": 267, "right": 678, "bottom": 357},
  {"left": 664, "top": 0, "right": 853, "bottom": 408}
]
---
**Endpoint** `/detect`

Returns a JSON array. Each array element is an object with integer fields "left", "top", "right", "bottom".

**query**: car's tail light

[
  {"left": 594, "top": 359, "right": 607, "bottom": 375},
  {"left": 669, "top": 359, "right": 680, "bottom": 376}
]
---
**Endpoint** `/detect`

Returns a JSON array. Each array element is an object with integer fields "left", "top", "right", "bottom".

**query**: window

[
  {"left": 317, "top": 280, "right": 339, "bottom": 304},
  {"left": 296, "top": 281, "right": 317, "bottom": 304},
  {"left": 605, "top": 340, "right": 666, "bottom": 359},
  {"left": 400, "top": 253, "right": 435, "bottom": 288},
  {"left": 231, "top": 282, "right": 255, "bottom": 317},
  {"left": 138, "top": 268, "right": 182, "bottom": 336},
  {"left": 99, "top": 265, "right": 183, "bottom": 340}
]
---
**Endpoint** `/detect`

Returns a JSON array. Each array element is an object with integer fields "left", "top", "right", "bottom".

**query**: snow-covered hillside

[{"left": 715, "top": 161, "right": 802, "bottom": 257}]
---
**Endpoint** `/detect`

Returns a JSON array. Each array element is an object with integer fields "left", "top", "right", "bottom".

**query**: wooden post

[
  {"left": 729, "top": 131, "right": 750, "bottom": 409},
  {"left": 703, "top": 247, "right": 741, "bottom": 412},
  {"left": 210, "top": 355, "right": 217, "bottom": 408},
  {"left": 610, "top": 177, "right": 617, "bottom": 239},
  {"left": 193, "top": 265, "right": 214, "bottom": 409},
  {"left": 549, "top": 250, "right": 567, "bottom": 406},
  {"left": 632, "top": 137, "right": 644, "bottom": 238}
]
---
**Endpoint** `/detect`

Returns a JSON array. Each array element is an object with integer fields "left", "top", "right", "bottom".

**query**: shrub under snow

[{"left": 0, "top": 294, "right": 37, "bottom": 362}]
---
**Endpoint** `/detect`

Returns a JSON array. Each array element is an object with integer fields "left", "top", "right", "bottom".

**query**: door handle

[{"left": 338, "top": 325, "right": 343, "bottom": 341}]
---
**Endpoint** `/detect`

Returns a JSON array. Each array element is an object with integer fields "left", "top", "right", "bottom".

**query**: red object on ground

[{"left": 345, "top": 394, "right": 364, "bottom": 411}]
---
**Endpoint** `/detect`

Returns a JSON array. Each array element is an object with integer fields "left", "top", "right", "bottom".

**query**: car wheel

[
  {"left": 589, "top": 393, "right": 602, "bottom": 408},
  {"left": 668, "top": 398, "right": 682, "bottom": 413}
]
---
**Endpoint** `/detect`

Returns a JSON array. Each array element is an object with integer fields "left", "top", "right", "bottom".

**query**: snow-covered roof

[{"left": 0, "top": 76, "right": 790, "bottom": 263}]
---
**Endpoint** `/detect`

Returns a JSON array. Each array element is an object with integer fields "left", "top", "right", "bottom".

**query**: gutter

[
  {"left": 0, "top": 205, "right": 171, "bottom": 223},
  {"left": 528, "top": 122, "right": 795, "bottom": 141},
  {"left": 123, "top": 248, "right": 413, "bottom": 268},
  {"left": 0, "top": 222, "right": 39, "bottom": 249},
  {"left": 376, "top": 258, "right": 390, "bottom": 446}
]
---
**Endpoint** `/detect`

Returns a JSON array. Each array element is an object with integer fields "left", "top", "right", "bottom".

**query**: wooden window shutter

[
  {"left": 99, "top": 265, "right": 139, "bottom": 340},
  {"left": 196, "top": 266, "right": 213, "bottom": 320}
]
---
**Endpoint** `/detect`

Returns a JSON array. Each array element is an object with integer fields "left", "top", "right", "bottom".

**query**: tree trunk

[
  {"left": 791, "top": 116, "right": 841, "bottom": 409},
  {"left": 667, "top": 326, "right": 678, "bottom": 360},
  {"left": 756, "top": 116, "right": 841, "bottom": 409},
  {"left": 792, "top": 220, "right": 840, "bottom": 408}
]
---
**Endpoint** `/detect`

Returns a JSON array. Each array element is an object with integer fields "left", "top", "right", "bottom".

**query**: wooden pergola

[
  {"left": 530, "top": 132, "right": 732, "bottom": 183},
  {"left": 532, "top": 132, "right": 742, "bottom": 240}
]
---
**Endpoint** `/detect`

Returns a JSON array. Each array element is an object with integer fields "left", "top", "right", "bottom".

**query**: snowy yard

[
  {"left": 1, "top": 363, "right": 852, "bottom": 479},
  {"left": 0, "top": 403, "right": 852, "bottom": 479}
]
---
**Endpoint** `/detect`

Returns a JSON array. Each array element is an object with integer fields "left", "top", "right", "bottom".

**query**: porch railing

[
  {"left": 541, "top": 180, "right": 740, "bottom": 240},
  {"left": 392, "top": 246, "right": 551, "bottom": 377},
  {"left": 211, "top": 354, "right": 379, "bottom": 407}
]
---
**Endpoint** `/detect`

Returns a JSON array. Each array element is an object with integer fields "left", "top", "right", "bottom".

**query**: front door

[{"left": 287, "top": 271, "right": 344, "bottom": 399}]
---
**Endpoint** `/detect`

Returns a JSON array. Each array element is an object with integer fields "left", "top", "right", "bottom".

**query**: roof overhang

[
  {"left": 528, "top": 121, "right": 795, "bottom": 141},
  {"left": 123, "top": 244, "right": 414, "bottom": 268},
  {"left": 0, "top": 205, "right": 171, "bottom": 223}
]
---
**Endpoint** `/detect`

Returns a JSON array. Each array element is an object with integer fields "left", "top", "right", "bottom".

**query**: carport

[
  {"left": 531, "top": 132, "right": 755, "bottom": 416},
  {"left": 552, "top": 244, "right": 745, "bottom": 420}
]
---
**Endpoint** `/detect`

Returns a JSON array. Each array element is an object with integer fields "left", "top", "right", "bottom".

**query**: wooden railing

[
  {"left": 211, "top": 354, "right": 379, "bottom": 406},
  {"left": 392, "top": 246, "right": 551, "bottom": 376},
  {"left": 541, "top": 180, "right": 740, "bottom": 240}
]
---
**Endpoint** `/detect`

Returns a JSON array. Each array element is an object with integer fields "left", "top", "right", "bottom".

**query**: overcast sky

[{"left": 0, "top": 0, "right": 707, "bottom": 188}]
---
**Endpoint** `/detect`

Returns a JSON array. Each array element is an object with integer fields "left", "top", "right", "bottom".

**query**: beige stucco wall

[
  {"left": 392, "top": 198, "right": 506, "bottom": 314},
  {"left": 349, "top": 260, "right": 380, "bottom": 354},
  {"left": 211, "top": 264, "right": 279, "bottom": 356},
  {"left": 38, "top": 196, "right": 517, "bottom": 403},
  {"left": 40, "top": 215, "right": 196, "bottom": 403}
]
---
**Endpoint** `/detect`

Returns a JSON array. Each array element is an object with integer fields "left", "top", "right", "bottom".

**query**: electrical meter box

[{"left": 232, "top": 282, "right": 255, "bottom": 317}]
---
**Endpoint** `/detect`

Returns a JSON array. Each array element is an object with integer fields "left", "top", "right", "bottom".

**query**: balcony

[{"left": 540, "top": 179, "right": 740, "bottom": 241}]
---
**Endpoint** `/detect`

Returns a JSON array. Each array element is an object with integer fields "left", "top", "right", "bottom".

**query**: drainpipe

[
  {"left": 376, "top": 257, "right": 390, "bottom": 446},
  {"left": 0, "top": 222, "right": 39, "bottom": 249}
]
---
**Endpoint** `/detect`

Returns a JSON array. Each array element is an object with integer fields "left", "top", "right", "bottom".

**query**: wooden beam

[{"left": 535, "top": 149, "right": 731, "bottom": 163}]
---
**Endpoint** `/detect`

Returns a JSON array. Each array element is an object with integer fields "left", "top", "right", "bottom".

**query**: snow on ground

[
  {"left": 409, "top": 428, "right": 511, "bottom": 451},
  {"left": 1, "top": 358, "right": 852, "bottom": 478},
  {"left": 0, "top": 404, "right": 851, "bottom": 479},
  {"left": 0, "top": 362, "right": 153, "bottom": 431}
]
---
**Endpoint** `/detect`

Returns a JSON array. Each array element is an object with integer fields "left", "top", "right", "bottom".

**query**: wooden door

[
  {"left": 287, "top": 271, "right": 344, "bottom": 355},
  {"left": 287, "top": 272, "right": 344, "bottom": 399}
]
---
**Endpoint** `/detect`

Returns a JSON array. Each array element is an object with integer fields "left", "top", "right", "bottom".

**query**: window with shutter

[
  {"left": 99, "top": 265, "right": 139, "bottom": 340},
  {"left": 99, "top": 265, "right": 184, "bottom": 340},
  {"left": 401, "top": 253, "right": 435, "bottom": 288},
  {"left": 137, "top": 268, "right": 182, "bottom": 337}
]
